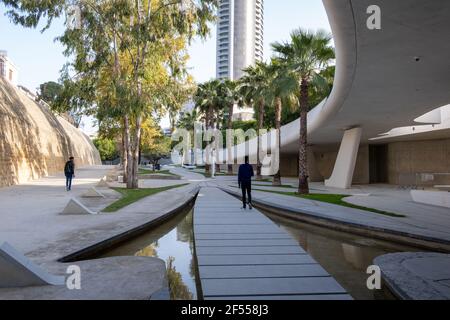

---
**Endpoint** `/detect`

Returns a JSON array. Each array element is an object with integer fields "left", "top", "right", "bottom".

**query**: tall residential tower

[{"left": 216, "top": 0, "right": 264, "bottom": 80}]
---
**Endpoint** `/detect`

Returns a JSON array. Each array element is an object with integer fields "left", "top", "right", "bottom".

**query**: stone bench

[
  {"left": 411, "top": 190, "right": 450, "bottom": 209},
  {"left": 434, "top": 185, "right": 450, "bottom": 192}
]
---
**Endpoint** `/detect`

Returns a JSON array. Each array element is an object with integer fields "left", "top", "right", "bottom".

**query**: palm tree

[
  {"left": 266, "top": 59, "right": 298, "bottom": 186},
  {"left": 239, "top": 62, "right": 272, "bottom": 180},
  {"left": 217, "top": 80, "right": 240, "bottom": 174},
  {"left": 272, "top": 29, "right": 334, "bottom": 194},
  {"left": 193, "top": 80, "right": 221, "bottom": 175},
  {"left": 177, "top": 109, "right": 198, "bottom": 132}
]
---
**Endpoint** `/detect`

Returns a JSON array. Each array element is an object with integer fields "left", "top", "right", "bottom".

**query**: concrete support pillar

[{"left": 325, "top": 127, "right": 362, "bottom": 189}]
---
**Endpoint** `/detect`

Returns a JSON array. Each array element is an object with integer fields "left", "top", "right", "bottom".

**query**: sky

[{"left": 0, "top": 0, "right": 331, "bottom": 132}]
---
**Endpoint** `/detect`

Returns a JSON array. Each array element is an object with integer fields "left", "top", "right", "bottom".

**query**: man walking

[
  {"left": 64, "top": 156, "right": 75, "bottom": 191},
  {"left": 238, "top": 156, "right": 254, "bottom": 209}
]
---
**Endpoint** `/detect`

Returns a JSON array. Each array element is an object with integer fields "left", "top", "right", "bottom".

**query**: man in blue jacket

[{"left": 238, "top": 156, "right": 254, "bottom": 209}]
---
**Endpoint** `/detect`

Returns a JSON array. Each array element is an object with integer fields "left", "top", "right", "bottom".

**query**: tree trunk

[
  {"left": 298, "top": 78, "right": 310, "bottom": 194},
  {"left": 138, "top": 133, "right": 142, "bottom": 166},
  {"left": 204, "top": 106, "right": 212, "bottom": 175},
  {"left": 273, "top": 96, "right": 282, "bottom": 186},
  {"left": 213, "top": 108, "right": 220, "bottom": 174},
  {"left": 129, "top": 114, "right": 142, "bottom": 189},
  {"left": 256, "top": 99, "right": 264, "bottom": 180},
  {"left": 124, "top": 115, "right": 132, "bottom": 188},
  {"left": 227, "top": 103, "right": 234, "bottom": 175},
  {"left": 122, "top": 121, "right": 128, "bottom": 184},
  {"left": 130, "top": 71, "right": 144, "bottom": 189}
]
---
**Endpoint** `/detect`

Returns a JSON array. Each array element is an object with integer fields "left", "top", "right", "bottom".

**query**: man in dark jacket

[
  {"left": 238, "top": 156, "right": 254, "bottom": 209},
  {"left": 64, "top": 157, "right": 75, "bottom": 191}
]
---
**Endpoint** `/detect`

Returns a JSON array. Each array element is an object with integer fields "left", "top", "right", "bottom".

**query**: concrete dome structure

[{"left": 0, "top": 78, "right": 101, "bottom": 187}]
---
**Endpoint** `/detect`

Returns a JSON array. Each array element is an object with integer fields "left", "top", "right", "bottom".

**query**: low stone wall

[{"left": 0, "top": 78, "right": 101, "bottom": 187}]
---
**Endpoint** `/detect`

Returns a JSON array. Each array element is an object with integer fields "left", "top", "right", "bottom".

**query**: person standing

[
  {"left": 64, "top": 156, "right": 75, "bottom": 191},
  {"left": 238, "top": 156, "right": 254, "bottom": 209}
]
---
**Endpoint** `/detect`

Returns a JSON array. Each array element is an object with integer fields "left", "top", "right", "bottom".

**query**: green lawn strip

[
  {"left": 253, "top": 183, "right": 295, "bottom": 189},
  {"left": 193, "top": 170, "right": 233, "bottom": 177},
  {"left": 103, "top": 184, "right": 189, "bottom": 212},
  {"left": 138, "top": 168, "right": 179, "bottom": 177},
  {"left": 256, "top": 178, "right": 273, "bottom": 183},
  {"left": 252, "top": 189, "right": 405, "bottom": 218},
  {"left": 193, "top": 170, "right": 211, "bottom": 178}
]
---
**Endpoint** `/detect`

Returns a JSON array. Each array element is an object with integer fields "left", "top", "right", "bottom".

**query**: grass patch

[
  {"left": 193, "top": 170, "right": 234, "bottom": 177},
  {"left": 256, "top": 178, "right": 273, "bottom": 183},
  {"left": 253, "top": 183, "right": 295, "bottom": 189},
  {"left": 103, "top": 184, "right": 189, "bottom": 212},
  {"left": 254, "top": 189, "right": 406, "bottom": 218},
  {"left": 193, "top": 170, "right": 211, "bottom": 178},
  {"left": 138, "top": 168, "right": 179, "bottom": 177}
]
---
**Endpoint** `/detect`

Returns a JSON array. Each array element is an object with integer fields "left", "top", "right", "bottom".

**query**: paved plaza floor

[
  {"left": 0, "top": 166, "right": 204, "bottom": 260},
  {"left": 1, "top": 166, "right": 449, "bottom": 300}
]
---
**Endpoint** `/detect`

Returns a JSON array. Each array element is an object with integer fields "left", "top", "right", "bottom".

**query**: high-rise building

[{"left": 216, "top": 0, "right": 264, "bottom": 80}]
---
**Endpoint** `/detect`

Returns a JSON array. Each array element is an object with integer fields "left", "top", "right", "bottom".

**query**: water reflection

[
  {"left": 100, "top": 209, "right": 197, "bottom": 300},
  {"left": 265, "top": 212, "right": 421, "bottom": 300}
]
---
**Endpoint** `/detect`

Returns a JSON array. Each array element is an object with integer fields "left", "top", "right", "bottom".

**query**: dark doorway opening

[{"left": 369, "top": 145, "right": 388, "bottom": 183}]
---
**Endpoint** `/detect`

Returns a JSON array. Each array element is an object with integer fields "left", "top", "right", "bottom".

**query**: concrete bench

[
  {"left": 434, "top": 185, "right": 450, "bottom": 192},
  {"left": 411, "top": 190, "right": 450, "bottom": 209}
]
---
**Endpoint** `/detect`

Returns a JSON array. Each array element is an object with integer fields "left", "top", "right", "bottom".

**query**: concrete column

[{"left": 325, "top": 127, "right": 362, "bottom": 189}]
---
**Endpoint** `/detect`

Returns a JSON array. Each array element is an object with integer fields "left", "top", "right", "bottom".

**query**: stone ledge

[
  {"left": 374, "top": 252, "right": 450, "bottom": 300},
  {"left": 0, "top": 257, "right": 167, "bottom": 300}
]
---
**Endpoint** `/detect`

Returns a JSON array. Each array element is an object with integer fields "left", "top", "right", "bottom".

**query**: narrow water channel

[
  {"left": 99, "top": 205, "right": 422, "bottom": 300},
  {"left": 263, "top": 211, "right": 421, "bottom": 300},
  {"left": 99, "top": 208, "right": 197, "bottom": 300}
]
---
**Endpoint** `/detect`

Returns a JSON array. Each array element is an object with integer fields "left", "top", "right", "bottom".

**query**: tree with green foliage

[
  {"left": 264, "top": 58, "right": 299, "bottom": 186},
  {"left": 140, "top": 118, "right": 171, "bottom": 171},
  {"left": 38, "top": 81, "right": 62, "bottom": 105},
  {"left": 2, "top": 0, "right": 218, "bottom": 189},
  {"left": 93, "top": 137, "right": 119, "bottom": 162},
  {"left": 177, "top": 109, "right": 198, "bottom": 132},
  {"left": 272, "top": 28, "right": 334, "bottom": 194},
  {"left": 239, "top": 61, "right": 272, "bottom": 180},
  {"left": 216, "top": 80, "right": 240, "bottom": 174},
  {"left": 193, "top": 79, "right": 221, "bottom": 175}
]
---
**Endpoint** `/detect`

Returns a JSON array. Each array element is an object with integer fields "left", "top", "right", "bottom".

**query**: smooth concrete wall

[
  {"left": 0, "top": 78, "right": 101, "bottom": 187},
  {"left": 280, "top": 139, "right": 450, "bottom": 187},
  {"left": 279, "top": 145, "right": 370, "bottom": 184},
  {"left": 315, "top": 145, "right": 370, "bottom": 185},
  {"left": 280, "top": 153, "right": 298, "bottom": 177},
  {"left": 387, "top": 139, "right": 450, "bottom": 186}
]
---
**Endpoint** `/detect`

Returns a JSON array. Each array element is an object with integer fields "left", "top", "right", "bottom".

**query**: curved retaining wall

[{"left": 0, "top": 78, "right": 101, "bottom": 187}]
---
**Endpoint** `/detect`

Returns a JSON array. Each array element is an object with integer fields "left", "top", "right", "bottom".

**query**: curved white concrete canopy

[
  {"left": 370, "top": 105, "right": 450, "bottom": 142},
  {"left": 217, "top": 0, "right": 450, "bottom": 162},
  {"left": 284, "top": 0, "right": 450, "bottom": 152}
]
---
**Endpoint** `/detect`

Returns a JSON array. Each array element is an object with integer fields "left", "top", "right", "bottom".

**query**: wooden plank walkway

[{"left": 193, "top": 187, "right": 352, "bottom": 300}]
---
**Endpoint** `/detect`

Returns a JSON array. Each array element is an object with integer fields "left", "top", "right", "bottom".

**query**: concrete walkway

[
  {"left": 0, "top": 165, "right": 201, "bottom": 260},
  {"left": 194, "top": 187, "right": 351, "bottom": 300},
  {"left": 205, "top": 175, "right": 450, "bottom": 250},
  {"left": 0, "top": 165, "right": 202, "bottom": 300}
]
